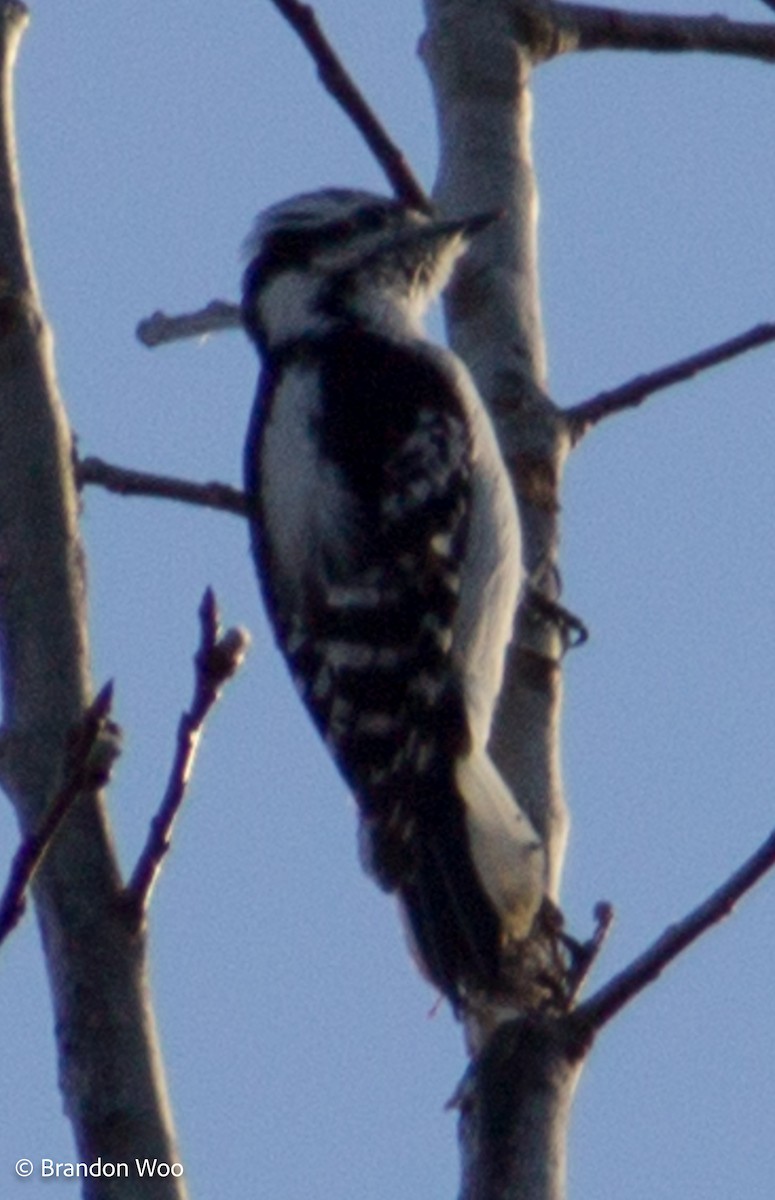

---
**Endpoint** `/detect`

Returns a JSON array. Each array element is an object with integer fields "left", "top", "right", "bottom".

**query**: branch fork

[
  {"left": 0, "top": 593, "right": 249, "bottom": 948},
  {"left": 124, "top": 589, "right": 250, "bottom": 926}
]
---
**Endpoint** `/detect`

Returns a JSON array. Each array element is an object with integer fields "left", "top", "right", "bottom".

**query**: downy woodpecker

[{"left": 241, "top": 188, "right": 544, "bottom": 1011}]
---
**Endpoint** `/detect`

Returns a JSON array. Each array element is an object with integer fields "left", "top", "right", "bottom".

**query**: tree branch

[
  {"left": 510, "top": 0, "right": 775, "bottom": 64},
  {"left": 575, "top": 821, "right": 775, "bottom": 1033},
  {"left": 136, "top": 299, "right": 241, "bottom": 348},
  {"left": 77, "top": 453, "right": 248, "bottom": 516},
  {"left": 0, "top": 683, "right": 117, "bottom": 947},
  {"left": 565, "top": 322, "right": 775, "bottom": 444},
  {"left": 268, "top": 0, "right": 431, "bottom": 210},
  {"left": 0, "top": 5, "right": 189, "bottom": 1185},
  {"left": 125, "top": 591, "right": 249, "bottom": 925},
  {"left": 563, "top": 3, "right": 775, "bottom": 61},
  {"left": 422, "top": 0, "right": 568, "bottom": 908},
  {"left": 135, "top": 2, "right": 433, "bottom": 354}
]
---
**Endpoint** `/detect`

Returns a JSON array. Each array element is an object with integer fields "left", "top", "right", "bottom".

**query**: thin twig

[
  {"left": 0, "top": 683, "right": 118, "bottom": 947},
  {"left": 565, "top": 322, "right": 775, "bottom": 444},
  {"left": 77, "top": 454, "right": 247, "bottom": 517},
  {"left": 125, "top": 591, "right": 250, "bottom": 924},
  {"left": 136, "top": 4, "right": 431, "bottom": 352},
  {"left": 515, "top": 0, "right": 775, "bottom": 63},
  {"left": 268, "top": 0, "right": 430, "bottom": 211},
  {"left": 562, "top": 901, "right": 615, "bottom": 1006},
  {"left": 136, "top": 300, "right": 241, "bottom": 348},
  {"left": 574, "top": 822, "right": 775, "bottom": 1033}
]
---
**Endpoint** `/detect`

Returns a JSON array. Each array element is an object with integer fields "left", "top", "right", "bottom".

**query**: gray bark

[
  {"left": 457, "top": 1020, "right": 586, "bottom": 1200},
  {"left": 0, "top": 5, "right": 186, "bottom": 1195},
  {"left": 422, "top": 0, "right": 571, "bottom": 900},
  {"left": 422, "top": 1, "right": 583, "bottom": 1195}
]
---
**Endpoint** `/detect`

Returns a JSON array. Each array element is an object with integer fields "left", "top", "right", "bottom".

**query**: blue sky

[{"left": 2, "top": 2, "right": 775, "bottom": 1197}]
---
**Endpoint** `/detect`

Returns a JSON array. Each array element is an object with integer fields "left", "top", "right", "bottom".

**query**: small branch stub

[
  {"left": 136, "top": 300, "right": 241, "bottom": 348},
  {"left": 125, "top": 591, "right": 249, "bottom": 925},
  {"left": 0, "top": 682, "right": 119, "bottom": 947}
]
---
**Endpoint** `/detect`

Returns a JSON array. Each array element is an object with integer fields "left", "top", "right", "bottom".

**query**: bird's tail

[{"left": 394, "top": 749, "right": 545, "bottom": 1008}]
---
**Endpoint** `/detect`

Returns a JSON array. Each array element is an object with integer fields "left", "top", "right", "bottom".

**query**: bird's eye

[{"left": 265, "top": 229, "right": 318, "bottom": 268}]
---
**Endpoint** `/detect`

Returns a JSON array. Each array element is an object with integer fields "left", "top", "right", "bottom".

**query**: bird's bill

[{"left": 427, "top": 209, "right": 504, "bottom": 241}]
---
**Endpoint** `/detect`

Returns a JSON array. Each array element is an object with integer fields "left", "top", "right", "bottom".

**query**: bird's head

[{"left": 241, "top": 188, "right": 499, "bottom": 352}]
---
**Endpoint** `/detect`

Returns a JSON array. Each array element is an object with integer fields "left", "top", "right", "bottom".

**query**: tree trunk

[
  {"left": 0, "top": 6, "right": 185, "bottom": 1194},
  {"left": 422, "top": 2, "right": 583, "bottom": 1195}
]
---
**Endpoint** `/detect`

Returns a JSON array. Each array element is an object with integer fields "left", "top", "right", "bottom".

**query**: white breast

[{"left": 259, "top": 363, "right": 354, "bottom": 605}]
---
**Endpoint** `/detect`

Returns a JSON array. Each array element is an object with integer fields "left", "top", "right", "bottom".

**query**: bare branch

[
  {"left": 125, "top": 591, "right": 250, "bottom": 924},
  {"left": 77, "top": 454, "right": 248, "bottom": 517},
  {"left": 0, "top": 2, "right": 188, "bottom": 1179},
  {"left": 0, "top": 683, "right": 117, "bottom": 947},
  {"left": 575, "top": 822, "right": 775, "bottom": 1033},
  {"left": 136, "top": 299, "right": 241, "bottom": 348},
  {"left": 511, "top": 0, "right": 775, "bottom": 63},
  {"left": 565, "top": 322, "right": 775, "bottom": 444},
  {"left": 269, "top": 0, "right": 431, "bottom": 210},
  {"left": 562, "top": 901, "right": 615, "bottom": 1006},
  {"left": 564, "top": 3, "right": 775, "bottom": 61},
  {"left": 134, "top": 7, "right": 433, "bottom": 359}
]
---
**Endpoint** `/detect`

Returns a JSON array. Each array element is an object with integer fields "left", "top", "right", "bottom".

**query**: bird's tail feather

[{"left": 399, "top": 749, "right": 544, "bottom": 1008}]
